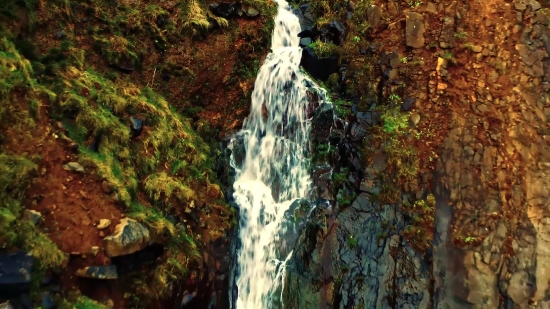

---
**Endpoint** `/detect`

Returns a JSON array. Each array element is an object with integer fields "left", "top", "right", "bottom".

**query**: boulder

[
  {"left": 76, "top": 265, "right": 118, "bottom": 279},
  {"left": 295, "top": 4, "right": 317, "bottom": 32},
  {"left": 103, "top": 218, "right": 150, "bottom": 257},
  {"left": 0, "top": 252, "right": 33, "bottom": 299},
  {"left": 405, "top": 12, "right": 426, "bottom": 48},
  {"left": 321, "top": 20, "right": 346, "bottom": 45},
  {"left": 300, "top": 46, "right": 339, "bottom": 81}
]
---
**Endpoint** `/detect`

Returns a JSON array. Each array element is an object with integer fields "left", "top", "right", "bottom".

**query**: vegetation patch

[{"left": 400, "top": 194, "right": 435, "bottom": 253}]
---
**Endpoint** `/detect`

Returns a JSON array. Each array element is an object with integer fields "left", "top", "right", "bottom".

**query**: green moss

[
  {"left": 308, "top": 40, "right": 339, "bottom": 58},
  {"left": 59, "top": 296, "right": 109, "bottom": 309}
]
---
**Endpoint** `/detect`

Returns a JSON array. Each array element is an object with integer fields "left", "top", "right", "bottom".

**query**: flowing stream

[{"left": 229, "top": 1, "right": 327, "bottom": 308}]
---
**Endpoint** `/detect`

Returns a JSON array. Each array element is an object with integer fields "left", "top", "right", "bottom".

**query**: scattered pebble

[{"left": 97, "top": 219, "right": 111, "bottom": 230}]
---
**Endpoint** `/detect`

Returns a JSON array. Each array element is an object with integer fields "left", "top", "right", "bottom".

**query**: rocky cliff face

[{"left": 281, "top": 0, "right": 550, "bottom": 308}]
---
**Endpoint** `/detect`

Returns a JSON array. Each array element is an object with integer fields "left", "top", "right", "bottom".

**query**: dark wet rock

[
  {"left": 160, "top": 70, "right": 171, "bottom": 81},
  {"left": 76, "top": 265, "right": 118, "bottom": 279},
  {"left": 209, "top": 2, "right": 259, "bottom": 18},
  {"left": 528, "top": 0, "right": 541, "bottom": 11},
  {"left": 115, "top": 64, "right": 134, "bottom": 74},
  {"left": 104, "top": 218, "right": 150, "bottom": 257},
  {"left": 88, "top": 134, "right": 101, "bottom": 152},
  {"left": 295, "top": 4, "right": 317, "bottom": 32},
  {"left": 349, "top": 111, "right": 379, "bottom": 141},
  {"left": 405, "top": 12, "right": 425, "bottom": 48},
  {"left": 401, "top": 97, "right": 416, "bottom": 111},
  {"left": 300, "top": 46, "right": 339, "bottom": 81},
  {"left": 156, "top": 15, "right": 167, "bottom": 28},
  {"left": 0, "top": 252, "right": 33, "bottom": 299},
  {"left": 130, "top": 117, "right": 144, "bottom": 137},
  {"left": 209, "top": 3, "right": 236, "bottom": 18},
  {"left": 111, "top": 244, "right": 163, "bottom": 274},
  {"left": 311, "top": 103, "right": 334, "bottom": 141},
  {"left": 297, "top": 29, "right": 315, "bottom": 38},
  {"left": 40, "top": 292, "right": 55, "bottom": 309},
  {"left": 10, "top": 294, "right": 32, "bottom": 309},
  {"left": 55, "top": 30, "right": 65, "bottom": 40},
  {"left": 299, "top": 37, "right": 312, "bottom": 47},
  {"left": 321, "top": 20, "right": 346, "bottom": 45}
]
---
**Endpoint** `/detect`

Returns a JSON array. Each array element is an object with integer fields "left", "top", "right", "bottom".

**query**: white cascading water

[{"left": 229, "top": 1, "right": 327, "bottom": 308}]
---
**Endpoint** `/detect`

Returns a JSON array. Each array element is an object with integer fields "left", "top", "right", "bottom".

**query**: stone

[
  {"left": 529, "top": 0, "right": 541, "bottom": 11},
  {"left": 243, "top": 6, "right": 260, "bottom": 17},
  {"left": 514, "top": 2, "right": 527, "bottom": 11},
  {"left": 40, "top": 292, "right": 55, "bottom": 309},
  {"left": 115, "top": 64, "right": 134, "bottom": 74},
  {"left": 209, "top": 3, "right": 236, "bottom": 18},
  {"left": 130, "top": 117, "right": 143, "bottom": 137},
  {"left": 91, "top": 246, "right": 100, "bottom": 256},
  {"left": 299, "top": 37, "right": 312, "bottom": 46},
  {"left": 104, "top": 218, "right": 150, "bottom": 257},
  {"left": 405, "top": 12, "right": 425, "bottom": 48},
  {"left": 323, "top": 20, "right": 346, "bottom": 45},
  {"left": 535, "top": 11, "right": 549, "bottom": 25},
  {"left": 97, "top": 219, "right": 111, "bottom": 230},
  {"left": 425, "top": 2, "right": 437, "bottom": 14},
  {"left": 55, "top": 30, "right": 65, "bottom": 40},
  {"left": 409, "top": 113, "right": 421, "bottom": 126},
  {"left": 472, "top": 45, "right": 483, "bottom": 53},
  {"left": 311, "top": 103, "right": 334, "bottom": 141},
  {"left": 401, "top": 97, "right": 416, "bottom": 111},
  {"left": 101, "top": 180, "right": 113, "bottom": 194},
  {"left": 0, "top": 251, "right": 33, "bottom": 299},
  {"left": 23, "top": 209, "right": 41, "bottom": 225},
  {"left": 387, "top": 0, "right": 399, "bottom": 17},
  {"left": 62, "top": 162, "right": 84, "bottom": 173},
  {"left": 76, "top": 265, "right": 118, "bottom": 279},
  {"left": 367, "top": 5, "right": 383, "bottom": 28}
]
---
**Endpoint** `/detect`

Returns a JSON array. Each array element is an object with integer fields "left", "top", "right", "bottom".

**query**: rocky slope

[
  {"left": 280, "top": 0, "right": 550, "bottom": 308},
  {"left": 0, "top": 0, "right": 274, "bottom": 308}
]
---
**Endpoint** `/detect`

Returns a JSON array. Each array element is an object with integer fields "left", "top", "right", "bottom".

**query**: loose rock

[
  {"left": 104, "top": 218, "right": 150, "bottom": 257},
  {"left": 405, "top": 12, "right": 426, "bottom": 48},
  {"left": 97, "top": 219, "right": 111, "bottom": 230},
  {"left": 23, "top": 210, "right": 42, "bottom": 225},
  {"left": 62, "top": 162, "right": 84, "bottom": 173},
  {"left": 76, "top": 265, "right": 118, "bottom": 279},
  {"left": 0, "top": 252, "right": 33, "bottom": 299}
]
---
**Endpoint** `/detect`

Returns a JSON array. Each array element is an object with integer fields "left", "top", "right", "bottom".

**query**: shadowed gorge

[{"left": 2, "top": 0, "right": 550, "bottom": 308}]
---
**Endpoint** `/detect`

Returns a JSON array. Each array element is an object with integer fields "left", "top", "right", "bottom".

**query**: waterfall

[{"left": 229, "top": 1, "right": 327, "bottom": 308}]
